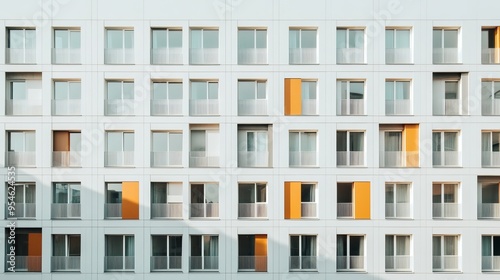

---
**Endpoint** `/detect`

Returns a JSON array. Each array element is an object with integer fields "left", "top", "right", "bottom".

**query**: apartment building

[{"left": 1, "top": 0, "right": 500, "bottom": 279}]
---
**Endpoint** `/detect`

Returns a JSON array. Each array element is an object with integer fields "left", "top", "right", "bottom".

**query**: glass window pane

[
  {"left": 191, "top": 82, "right": 206, "bottom": 99},
  {"left": 153, "top": 82, "right": 167, "bottom": 99},
  {"left": 9, "top": 132, "right": 24, "bottom": 151},
  {"left": 494, "top": 82, "right": 500, "bottom": 99},
  {"left": 107, "top": 82, "right": 121, "bottom": 100},
  {"left": 203, "top": 30, "right": 218, "bottom": 48},
  {"left": 169, "top": 133, "right": 182, "bottom": 152},
  {"left": 350, "top": 132, "right": 364, "bottom": 151},
  {"left": 9, "top": 30, "right": 24, "bottom": 48},
  {"left": 257, "top": 81, "right": 266, "bottom": 99},
  {"left": 54, "top": 82, "right": 67, "bottom": 100},
  {"left": 396, "top": 29, "right": 410, "bottom": 48},
  {"left": 25, "top": 30, "right": 36, "bottom": 49},
  {"left": 122, "top": 82, "right": 134, "bottom": 99},
  {"left": 70, "top": 31, "right": 80, "bottom": 49},
  {"left": 386, "top": 185, "right": 394, "bottom": 203},
  {"left": 238, "top": 81, "right": 254, "bottom": 100},
  {"left": 107, "top": 132, "right": 122, "bottom": 152},
  {"left": 54, "top": 30, "right": 68, "bottom": 49},
  {"left": 238, "top": 184, "right": 255, "bottom": 203},
  {"left": 256, "top": 30, "right": 266, "bottom": 48},
  {"left": 169, "top": 236, "right": 182, "bottom": 256},
  {"left": 247, "top": 132, "right": 255, "bottom": 151},
  {"left": 336, "top": 29, "right": 346, "bottom": 49},
  {"left": 337, "top": 131, "right": 347, "bottom": 152},
  {"left": 152, "top": 132, "right": 168, "bottom": 152},
  {"left": 69, "top": 82, "right": 81, "bottom": 99},
  {"left": 70, "top": 132, "right": 81, "bottom": 151},
  {"left": 350, "top": 30, "right": 364, "bottom": 48},
  {"left": 385, "top": 81, "right": 394, "bottom": 101},
  {"left": 25, "top": 132, "right": 36, "bottom": 151},
  {"left": 168, "top": 82, "right": 183, "bottom": 99},
  {"left": 205, "top": 183, "right": 218, "bottom": 203},
  {"left": 106, "top": 183, "right": 122, "bottom": 204},
  {"left": 190, "top": 29, "right": 201, "bottom": 49},
  {"left": 124, "top": 30, "right": 134, "bottom": 48},
  {"left": 350, "top": 81, "right": 364, "bottom": 99},
  {"left": 169, "top": 30, "right": 182, "bottom": 48},
  {"left": 191, "top": 130, "right": 206, "bottom": 151},
  {"left": 290, "top": 236, "right": 300, "bottom": 256},
  {"left": 445, "top": 81, "right": 458, "bottom": 99},
  {"left": 256, "top": 184, "right": 266, "bottom": 202},
  {"left": 107, "top": 30, "right": 122, "bottom": 48},
  {"left": 238, "top": 30, "right": 254, "bottom": 49},
  {"left": 301, "top": 30, "right": 317, "bottom": 48},
  {"left": 385, "top": 29, "right": 394, "bottom": 49},
  {"left": 443, "top": 30, "right": 458, "bottom": 48},
  {"left": 152, "top": 236, "right": 167, "bottom": 256},
  {"left": 123, "top": 133, "right": 134, "bottom": 151},
  {"left": 289, "top": 29, "right": 300, "bottom": 49},
  {"left": 289, "top": 132, "right": 299, "bottom": 152},
  {"left": 68, "top": 235, "right": 81, "bottom": 256},
  {"left": 208, "top": 82, "right": 218, "bottom": 99},
  {"left": 152, "top": 30, "right": 167, "bottom": 48},
  {"left": 11, "top": 81, "right": 26, "bottom": 100},
  {"left": 54, "top": 183, "right": 68, "bottom": 203},
  {"left": 433, "top": 30, "right": 442, "bottom": 48}
]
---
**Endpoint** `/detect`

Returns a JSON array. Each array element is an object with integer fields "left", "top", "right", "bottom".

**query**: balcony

[
  {"left": 433, "top": 48, "right": 461, "bottom": 64},
  {"left": 7, "top": 151, "right": 36, "bottom": 167},
  {"left": 151, "top": 203, "right": 183, "bottom": 219},
  {"left": 150, "top": 99, "right": 182, "bottom": 116},
  {"left": 482, "top": 151, "right": 500, "bottom": 167},
  {"left": 478, "top": 203, "right": 500, "bottom": 219},
  {"left": 150, "top": 256, "right": 182, "bottom": 271},
  {"left": 104, "top": 48, "right": 134, "bottom": 64},
  {"left": 189, "top": 151, "right": 219, "bottom": 167},
  {"left": 105, "top": 99, "right": 135, "bottom": 115},
  {"left": 385, "top": 48, "right": 412, "bottom": 64},
  {"left": 104, "top": 203, "right": 122, "bottom": 218},
  {"left": 51, "top": 203, "right": 81, "bottom": 219},
  {"left": 385, "top": 203, "right": 411, "bottom": 219},
  {"left": 441, "top": 99, "right": 461, "bottom": 115},
  {"left": 6, "top": 99, "right": 42, "bottom": 115},
  {"left": 380, "top": 151, "right": 419, "bottom": 168},
  {"left": 433, "top": 203, "right": 460, "bottom": 219},
  {"left": 189, "top": 99, "right": 218, "bottom": 115},
  {"left": 151, "top": 47, "right": 183, "bottom": 64},
  {"left": 5, "top": 256, "right": 41, "bottom": 271},
  {"left": 300, "top": 202, "right": 317, "bottom": 218},
  {"left": 482, "top": 256, "right": 500, "bottom": 271},
  {"left": 385, "top": 99, "right": 411, "bottom": 115},
  {"left": 289, "top": 48, "right": 318, "bottom": 64},
  {"left": 336, "top": 256, "right": 365, "bottom": 271},
  {"left": 189, "top": 48, "right": 219, "bottom": 64},
  {"left": 482, "top": 99, "right": 500, "bottom": 116},
  {"left": 337, "top": 151, "right": 364, "bottom": 166},
  {"left": 238, "top": 48, "right": 267, "bottom": 64},
  {"left": 481, "top": 48, "right": 500, "bottom": 64},
  {"left": 289, "top": 151, "right": 317, "bottom": 167},
  {"left": 301, "top": 99, "right": 317, "bottom": 115},
  {"left": 105, "top": 256, "right": 134, "bottom": 271},
  {"left": 6, "top": 203, "right": 36, "bottom": 219},
  {"left": 105, "top": 151, "right": 134, "bottom": 167},
  {"left": 385, "top": 256, "right": 412, "bottom": 271},
  {"left": 6, "top": 48, "right": 36, "bottom": 64},
  {"left": 151, "top": 151, "right": 182, "bottom": 167},
  {"left": 238, "top": 99, "right": 268, "bottom": 116},
  {"left": 52, "top": 48, "right": 81, "bottom": 64},
  {"left": 52, "top": 99, "right": 81, "bottom": 115},
  {"left": 238, "top": 256, "right": 267, "bottom": 271},
  {"left": 238, "top": 203, "right": 267, "bottom": 218},
  {"left": 52, "top": 151, "right": 81, "bottom": 167},
  {"left": 432, "top": 256, "right": 460, "bottom": 271},
  {"left": 432, "top": 151, "right": 460, "bottom": 167},
  {"left": 339, "top": 99, "right": 364, "bottom": 115},
  {"left": 337, "top": 203, "right": 353, "bottom": 218},
  {"left": 337, "top": 48, "right": 365, "bottom": 64},
  {"left": 189, "top": 256, "right": 218, "bottom": 270},
  {"left": 190, "top": 203, "right": 219, "bottom": 218},
  {"left": 238, "top": 151, "right": 269, "bottom": 167},
  {"left": 51, "top": 256, "right": 80, "bottom": 271},
  {"left": 289, "top": 256, "right": 317, "bottom": 271}
]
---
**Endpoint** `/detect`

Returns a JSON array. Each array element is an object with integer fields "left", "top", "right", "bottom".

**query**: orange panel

[
  {"left": 284, "top": 182, "right": 301, "bottom": 219},
  {"left": 495, "top": 27, "right": 500, "bottom": 63},
  {"left": 53, "top": 131, "right": 70, "bottom": 151},
  {"left": 354, "top": 182, "right": 370, "bottom": 219},
  {"left": 27, "top": 233, "right": 42, "bottom": 272},
  {"left": 122, "top": 181, "right": 139, "bottom": 219},
  {"left": 404, "top": 124, "right": 419, "bottom": 167},
  {"left": 284, "top": 78, "right": 302, "bottom": 115},
  {"left": 255, "top": 234, "right": 268, "bottom": 272}
]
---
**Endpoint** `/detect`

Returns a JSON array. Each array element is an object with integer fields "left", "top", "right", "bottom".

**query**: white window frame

[
  {"left": 289, "top": 235, "right": 318, "bottom": 271},
  {"left": 385, "top": 79, "right": 412, "bottom": 115},
  {"left": 385, "top": 234, "right": 412, "bottom": 272},
  {"left": 336, "top": 234, "right": 366, "bottom": 271},
  {"left": 385, "top": 183, "right": 412, "bottom": 219},
  {"left": 337, "top": 80, "right": 365, "bottom": 115},
  {"left": 432, "top": 235, "right": 461, "bottom": 272},
  {"left": 337, "top": 130, "right": 365, "bottom": 166},
  {"left": 432, "top": 131, "right": 460, "bottom": 167},
  {"left": 432, "top": 182, "right": 461, "bottom": 219},
  {"left": 289, "top": 131, "right": 318, "bottom": 167}
]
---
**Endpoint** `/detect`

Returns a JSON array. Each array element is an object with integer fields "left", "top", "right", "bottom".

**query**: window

[
  {"left": 190, "top": 183, "right": 219, "bottom": 218},
  {"left": 482, "top": 236, "right": 500, "bottom": 271},
  {"left": 7, "top": 131, "right": 36, "bottom": 167},
  {"left": 337, "top": 131, "right": 365, "bottom": 166},
  {"left": 52, "top": 182, "right": 81, "bottom": 219},
  {"left": 151, "top": 131, "right": 182, "bottom": 167},
  {"left": 237, "top": 125, "right": 270, "bottom": 167},
  {"left": 105, "top": 131, "right": 134, "bottom": 167},
  {"left": 284, "top": 182, "right": 318, "bottom": 219},
  {"left": 432, "top": 131, "right": 460, "bottom": 167},
  {"left": 53, "top": 28, "right": 81, "bottom": 64},
  {"left": 105, "top": 183, "right": 123, "bottom": 218},
  {"left": 4, "top": 228, "right": 41, "bottom": 272},
  {"left": 53, "top": 80, "right": 81, "bottom": 115},
  {"left": 151, "top": 235, "right": 182, "bottom": 271},
  {"left": 238, "top": 80, "right": 267, "bottom": 115},
  {"left": 336, "top": 182, "right": 371, "bottom": 219},
  {"left": 151, "top": 28, "right": 182, "bottom": 64},
  {"left": 432, "top": 183, "right": 460, "bottom": 219},
  {"left": 481, "top": 27, "right": 500, "bottom": 64},
  {"left": 189, "top": 126, "right": 219, "bottom": 167},
  {"left": 151, "top": 182, "right": 182, "bottom": 219},
  {"left": 289, "top": 131, "right": 317, "bottom": 167},
  {"left": 289, "top": 235, "right": 317, "bottom": 271},
  {"left": 385, "top": 28, "right": 411, "bottom": 64},
  {"left": 7, "top": 28, "right": 36, "bottom": 64},
  {"left": 482, "top": 131, "right": 500, "bottom": 167},
  {"left": 52, "top": 235, "right": 81, "bottom": 271},
  {"left": 238, "top": 28, "right": 267, "bottom": 64},
  {"left": 190, "top": 80, "right": 218, "bottom": 115},
  {"left": 151, "top": 81, "right": 182, "bottom": 115},
  {"left": 385, "top": 80, "right": 411, "bottom": 115},
  {"left": 433, "top": 28, "right": 460, "bottom": 63},
  {"left": 284, "top": 79, "right": 317, "bottom": 115},
  {"left": 52, "top": 131, "right": 81, "bottom": 167},
  {"left": 337, "top": 235, "right": 365, "bottom": 271},
  {"left": 238, "top": 183, "right": 267, "bottom": 218},
  {"left": 104, "top": 181, "right": 139, "bottom": 220},
  {"left": 300, "top": 81, "right": 317, "bottom": 115},
  {"left": 190, "top": 235, "right": 219, "bottom": 271},
  {"left": 433, "top": 73, "right": 468, "bottom": 116},
  {"left": 6, "top": 74, "right": 42, "bottom": 115},
  {"left": 477, "top": 178, "right": 500, "bottom": 219},
  {"left": 238, "top": 235, "right": 268, "bottom": 272},
  {"left": 105, "top": 235, "right": 134, "bottom": 271},
  {"left": 385, "top": 235, "right": 411, "bottom": 272},
  {"left": 190, "top": 28, "right": 219, "bottom": 64},
  {"left": 385, "top": 183, "right": 411, "bottom": 219},
  {"left": 106, "top": 81, "right": 134, "bottom": 115},
  {"left": 6, "top": 183, "right": 36, "bottom": 219},
  {"left": 337, "top": 28, "right": 365, "bottom": 64},
  {"left": 379, "top": 124, "right": 419, "bottom": 168},
  {"left": 432, "top": 235, "right": 460, "bottom": 272},
  {"left": 337, "top": 80, "right": 365, "bottom": 115},
  {"left": 481, "top": 80, "right": 500, "bottom": 115},
  {"left": 105, "top": 28, "right": 134, "bottom": 64},
  {"left": 289, "top": 28, "right": 318, "bottom": 64}
]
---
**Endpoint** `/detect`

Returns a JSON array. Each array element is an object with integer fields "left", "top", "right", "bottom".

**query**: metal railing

[
  {"left": 150, "top": 99, "right": 182, "bottom": 115},
  {"left": 189, "top": 99, "right": 219, "bottom": 115},
  {"left": 433, "top": 48, "right": 461, "bottom": 64},
  {"left": 432, "top": 151, "right": 460, "bottom": 167},
  {"left": 151, "top": 151, "right": 182, "bottom": 167},
  {"left": 301, "top": 99, "right": 317, "bottom": 115},
  {"left": 6, "top": 99, "right": 42, "bottom": 115},
  {"left": 151, "top": 47, "right": 183, "bottom": 64},
  {"left": 380, "top": 151, "right": 419, "bottom": 167},
  {"left": 190, "top": 203, "right": 219, "bottom": 218},
  {"left": 105, "top": 99, "right": 135, "bottom": 115},
  {"left": 238, "top": 256, "right": 267, "bottom": 271},
  {"left": 481, "top": 48, "right": 500, "bottom": 64},
  {"left": 6, "top": 203, "right": 36, "bottom": 219},
  {"left": 238, "top": 48, "right": 267, "bottom": 64},
  {"left": 385, "top": 203, "right": 411, "bottom": 218},
  {"left": 385, "top": 48, "right": 412, "bottom": 64},
  {"left": 432, "top": 255, "right": 460, "bottom": 271},
  {"left": 385, "top": 255, "right": 412, "bottom": 271},
  {"left": 478, "top": 203, "right": 500, "bottom": 218},
  {"left": 104, "top": 48, "right": 134, "bottom": 64},
  {"left": 337, "top": 203, "right": 353, "bottom": 218},
  {"left": 289, "top": 151, "right": 317, "bottom": 167},
  {"left": 385, "top": 99, "right": 411, "bottom": 115},
  {"left": 189, "top": 151, "right": 219, "bottom": 167},
  {"left": 301, "top": 202, "right": 317, "bottom": 218},
  {"left": 5, "top": 256, "right": 41, "bottom": 271},
  {"left": 189, "top": 48, "right": 219, "bottom": 64},
  {"left": 51, "top": 203, "right": 81, "bottom": 219},
  {"left": 337, "top": 48, "right": 365, "bottom": 64},
  {"left": 105, "top": 203, "right": 122, "bottom": 218},
  {"left": 336, "top": 256, "right": 365, "bottom": 271},
  {"left": 51, "top": 256, "right": 81, "bottom": 271},
  {"left": 6, "top": 48, "right": 36, "bottom": 64},
  {"left": 105, "top": 256, "right": 134, "bottom": 271},
  {"left": 52, "top": 48, "right": 81, "bottom": 64},
  {"left": 482, "top": 256, "right": 500, "bottom": 271},
  {"left": 482, "top": 99, "right": 500, "bottom": 116},
  {"left": 52, "top": 99, "right": 82, "bottom": 115},
  {"left": 289, "top": 256, "right": 317, "bottom": 270},
  {"left": 189, "top": 256, "right": 219, "bottom": 270},
  {"left": 238, "top": 151, "right": 269, "bottom": 167},
  {"left": 150, "top": 256, "right": 182, "bottom": 271},
  {"left": 151, "top": 203, "right": 183, "bottom": 219},
  {"left": 433, "top": 203, "right": 460, "bottom": 218},
  {"left": 238, "top": 99, "right": 268, "bottom": 116},
  {"left": 482, "top": 151, "right": 500, "bottom": 167},
  {"left": 53, "top": 151, "right": 81, "bottom": 167},
  {"left": 339, "top": 99, "right": 364, "bottom": 115},
  {"left": 7, "top": 151, "right": 36, "bottom": 167},
  {"left": 337, "top": 151, "right": 365, "bottom": 166},
  {"left": 238, "top": 203, "right": 267, "bottom": 218},
  {"left": 289, "top": 48, "right": 318, "bottom": 64},
  {"left": 105, "top": 151, "right": 134, "bottom": 167}
]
